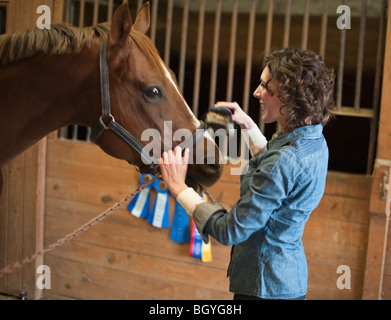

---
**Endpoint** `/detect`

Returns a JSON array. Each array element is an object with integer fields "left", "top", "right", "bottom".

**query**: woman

[{"left": 160, "top": 48, "right": 335, "bottom": 300}]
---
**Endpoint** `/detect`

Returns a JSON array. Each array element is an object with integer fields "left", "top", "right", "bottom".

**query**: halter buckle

[{"left": 99, "top": 114, "right": 115, "bottom": 130}]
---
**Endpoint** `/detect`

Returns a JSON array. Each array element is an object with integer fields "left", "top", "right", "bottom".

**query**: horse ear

[
  {"left": 133, "top": 2, "right": 150, "bottom": 34},
  {"left": 111, "top": 3, "right": 132, "bottom": 46}
]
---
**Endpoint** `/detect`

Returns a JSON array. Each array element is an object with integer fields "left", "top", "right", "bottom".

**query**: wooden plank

[
  {"left": 44, "top": 197, "right": 230, "bottom": 269},
  {"left": 47, "top": 139, "right": 132, "bottom": 169},
  {"left": 323, "top": 171, "right": 371, "bottom": 199},
  {"left": 304, "top": 196, "right": 370, "bottom": 277},
  {"left": 307, "top": 263, "right": 364, "bottom": 300},
  {"left": 44, "top": 240, "right": 230, "bottom": 299},
  {"left": 46, "top": 158, "right": 138, "bottom": 191},
  {"left": 304, "top": 218, "right": 369, "bottom": 268},
  {"left": 383, "top": 222, "right": 391, "bottom": 299},
  {"left": 311, "top": 194, "right": 370, "bottom": 225},
  {"left": 382, "top": 274, "right": 391, "bottom": 299},
  {"left": 46, "top": 175, "right": 239, "bottom": 215},
  {"left": 52, "top": 0, "right": 64, "bottom": 24},
  {"left": 46, "top": 177, "right": 139, "bottom": 207},
  {"left": 385, "top": 223, "right": 391, "bottom": 275},
  {"left": 5, "top": 153, "right": 24, "bottom": 295},
  {"left": 21, "top": 143, "right": 40, "bottom": 299},
  {"left": 362, "top": 164, "right": 391, "bottom": 299},
  {"left": 332, "top": 106, "right": 373, "bottom": 118},
  {"left": 377, "top": 4, "right": 391, "bottom": 160},
  {"left": 0, "top": 165, "right": 9, "bottom": 292},
  {"left": 44, "top": 254, "right": 231, "bottom": 300},
  {"left": 211, "top": 165, "right": 372, "bottom": 199},
  {"left": 33, "top": 139, "right": 47, "bottom": 300}
]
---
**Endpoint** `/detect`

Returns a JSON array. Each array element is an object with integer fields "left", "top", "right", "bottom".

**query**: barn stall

[{"left": 0, "top": 0, "right": 390, "bottom": 300}]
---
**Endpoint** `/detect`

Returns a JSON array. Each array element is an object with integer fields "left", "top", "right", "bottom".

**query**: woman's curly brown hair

[{"left": 264, "top": 48, "right": 335, "bottom": 132}]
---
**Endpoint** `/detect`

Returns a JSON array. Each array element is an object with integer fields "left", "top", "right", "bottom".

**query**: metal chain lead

[{"left": 0, "top": 174, "right": 159, "bottom": 278}]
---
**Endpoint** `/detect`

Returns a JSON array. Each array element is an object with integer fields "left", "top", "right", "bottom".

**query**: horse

[{"left": 0, "top": 2, "right": 223, "bottom": 197}]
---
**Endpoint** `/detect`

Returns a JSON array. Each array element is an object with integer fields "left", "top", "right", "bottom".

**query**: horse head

[{"left": 93, "top": 3, "right": 223, "bottom": 191}]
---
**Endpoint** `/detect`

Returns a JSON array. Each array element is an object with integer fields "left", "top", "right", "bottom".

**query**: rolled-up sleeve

[
  {"left": 192, "top": 202, "right": 226, "bottom": 243},
  {"left": 247, "top": 125, "right": 268, "bottom": 157}
]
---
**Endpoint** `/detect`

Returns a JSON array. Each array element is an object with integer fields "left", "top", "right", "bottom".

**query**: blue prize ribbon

[
  {"left": 127, "top": 174, "right": 154, "bottom": 219},
  {"left": 146, "top": 179, "right": 170, "bottom": 228},
  {"left": 170, "top": 201, "right": 190, "bottom": 243},
  {"left": 190, "top": 220, "right": 203, "bottom": 259}
]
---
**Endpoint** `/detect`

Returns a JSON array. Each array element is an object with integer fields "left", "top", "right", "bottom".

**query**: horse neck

[{"left": 0, "top": 41, "right": 101, "bottom": 167}]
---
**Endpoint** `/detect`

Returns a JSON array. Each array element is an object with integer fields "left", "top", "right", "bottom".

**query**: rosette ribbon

[
  {"left": 190, "top": 194, "right": 212, "bottom": 262},
  {"left": 170, "top": 201, "right": 190, "bottom": 243},
  {"left": 146, "top": 179, "right": 170, "bottom": 228},
  {"left": 127, "top": 174, "right": 155, "bottom": 219}
]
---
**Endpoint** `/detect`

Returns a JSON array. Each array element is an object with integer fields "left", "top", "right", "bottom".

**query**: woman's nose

[{"left": 253, "top": 85, "right": 262, "bottom": 98}]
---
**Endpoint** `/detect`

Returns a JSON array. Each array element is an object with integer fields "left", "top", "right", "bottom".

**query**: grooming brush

[{"left": 204, "top": 107, "right": 233, "bottom": 131}]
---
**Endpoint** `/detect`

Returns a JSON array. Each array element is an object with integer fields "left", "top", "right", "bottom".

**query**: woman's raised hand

[
  {"left": 159, "top": 146, "right": 190, "bottom": 198},
  {"left": 214, "top": 101, "right": 255, "bottom": 130}
]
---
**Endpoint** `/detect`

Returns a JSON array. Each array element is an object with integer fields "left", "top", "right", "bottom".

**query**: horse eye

[{"left": 143, "top": 86, "right": 164, "bottom": 101}]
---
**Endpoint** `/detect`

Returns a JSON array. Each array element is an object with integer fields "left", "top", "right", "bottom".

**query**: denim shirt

[{"left": 193, "top": 123, "right": 329, "bottom": 299}]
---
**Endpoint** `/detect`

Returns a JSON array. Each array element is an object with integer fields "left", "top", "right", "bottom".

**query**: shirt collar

[{"left": 268, "top": 123, "right": 324, "bottom": 149}]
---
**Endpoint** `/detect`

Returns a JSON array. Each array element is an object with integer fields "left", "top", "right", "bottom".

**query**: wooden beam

[
  {"left": 376, "top": 3, "right": 391, "bottom": 160},
  {"left": 362, "top": 3, "right": 391, "bottom": 300},
  {"left": 0, "top": 0, "right": 52, "bottom": 300},
  {"left": 52, "top": 0, "right": 64, "bottom": 24},
  {"left": 33, "top": 139, "right": 47, "bottom": 300},
  {"left": 362, "top": 163, "right": 391, "bottom": 299}
]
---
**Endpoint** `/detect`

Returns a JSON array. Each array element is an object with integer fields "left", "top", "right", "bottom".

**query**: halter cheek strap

[
  {"left": 90, "top": 35, "right": 157, "bottom": 166},
  {"left": 91, "top": 35, "right": 207, "bottom": 172}
]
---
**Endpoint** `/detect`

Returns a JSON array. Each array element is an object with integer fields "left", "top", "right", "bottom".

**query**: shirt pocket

[{"left": 263, "top": 248, "right": 307, "bottom": 296}]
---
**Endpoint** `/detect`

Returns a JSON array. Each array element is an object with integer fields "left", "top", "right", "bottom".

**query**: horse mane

[
  {"left": 0, "top": 23, "right": 110, "bottom": 66},
  {"left": 0, "top": 22, "right": 166, "bottom": 75}
]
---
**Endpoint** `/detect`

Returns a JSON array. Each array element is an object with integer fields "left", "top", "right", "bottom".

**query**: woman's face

[{"left": 253, "top": 67, "right": 287, "bottom": 130}]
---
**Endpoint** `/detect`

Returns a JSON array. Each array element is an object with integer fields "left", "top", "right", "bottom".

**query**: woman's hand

[
  {"left": 159, "top": 146, "right": 190, "bottom": 198},
  {"left": 214, "top": 101, "right": 255, "bottom": 130}
]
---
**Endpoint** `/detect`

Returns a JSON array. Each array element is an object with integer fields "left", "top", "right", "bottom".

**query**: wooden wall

[{"left": 41, "top": 133, "right": 371, "bottom": 300}]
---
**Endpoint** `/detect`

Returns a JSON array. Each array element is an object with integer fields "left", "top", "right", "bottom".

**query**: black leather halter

[{"left": 90, "top": 35, "right": 207, "bottom": 173}]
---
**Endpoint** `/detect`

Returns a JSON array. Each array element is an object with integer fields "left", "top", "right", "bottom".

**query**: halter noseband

[{"left": 91, "top": 35, "right": 207, "bottom": 174}]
